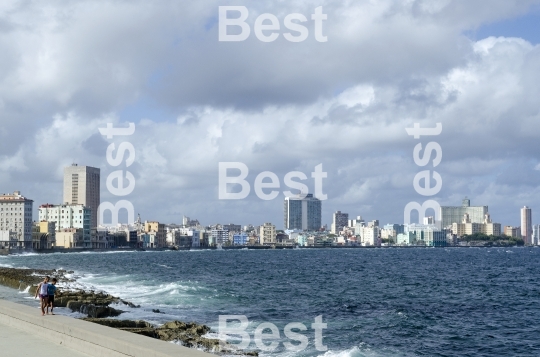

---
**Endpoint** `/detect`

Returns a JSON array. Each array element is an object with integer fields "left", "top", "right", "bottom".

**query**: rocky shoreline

[{"left": 0, "top": 267, "right": 256, "bottom": 356}]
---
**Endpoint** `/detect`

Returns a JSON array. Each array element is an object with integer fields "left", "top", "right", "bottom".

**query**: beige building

[
  {"left": 64, "top": 164, "right": 100, "bottom": 229},
  {"left": 56, "top": 228, "right": 83, "bottom": 248},
  {"left": 504, "top": 226, "right": 521, "bottom": 238},
  {"left": 259, "top": 223, "right": 276, "bottom": 245},
  {"left": 452, "top": 213, "right": 501, "bottom": 237},
  {"left": 144, "top": 221, "right": 166, "bottom": 247},
  {"left": 31, "top": 221, "right": 56, "bottom": 249},
  {"left": 0, "top": 191, "right": 33, "bottom": 248}
]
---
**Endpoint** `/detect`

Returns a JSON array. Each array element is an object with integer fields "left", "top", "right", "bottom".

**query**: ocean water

[{"left": 1, "top": 248, "right": 540, "bottom": 357}]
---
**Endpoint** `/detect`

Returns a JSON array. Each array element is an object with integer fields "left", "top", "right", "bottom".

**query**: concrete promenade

[
  {"left": 0, "top": 299, "right": 213, "bottom": 357},
  {"left": 0, "top": 318, "right": 92, "bottom": 356}
]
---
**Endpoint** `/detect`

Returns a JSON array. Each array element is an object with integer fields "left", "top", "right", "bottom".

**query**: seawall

[{"left": 0, "top": 299, "right": 213, "bottom": 357}]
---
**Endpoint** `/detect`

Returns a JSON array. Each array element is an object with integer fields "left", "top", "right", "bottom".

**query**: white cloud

[{"left": 1, "top": 1, "right": 540, "bottom": 226}]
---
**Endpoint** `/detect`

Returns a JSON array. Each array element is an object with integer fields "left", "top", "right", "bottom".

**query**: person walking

[
  {"left": 46, "top": 278, "right": 57, "bottom": 315},
  {"left": 34, "top": 276, "right": 50, "bottom": 316}
]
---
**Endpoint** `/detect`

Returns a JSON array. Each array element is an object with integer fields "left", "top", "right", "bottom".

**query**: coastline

[
  {"left": 1, "top": 243, "right": 527, "bottom": 257},
  {"left": 0, "top": 266, "right": 256, "bottom": 356}
]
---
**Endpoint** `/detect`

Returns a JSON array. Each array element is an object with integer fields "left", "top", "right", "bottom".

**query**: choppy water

[{"left": 1, "top": 248, "right": 540, "bottom": 357}]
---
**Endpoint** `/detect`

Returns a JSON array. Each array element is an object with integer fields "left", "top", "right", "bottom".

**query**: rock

[
  {"left": 82, "top": 318, "right": 153, "bottom": 329},
  {"left": 152, "top": 309, "right": 165, "bottom": 314},
  {"left": 80, "top": 317, "right": 256, "bottom": 355}
]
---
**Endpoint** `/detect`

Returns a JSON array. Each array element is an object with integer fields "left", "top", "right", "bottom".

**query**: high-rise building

[
  {"left": 440, "top": 197, "right": 488, "bottom": 228},
  {"left": 521, "top": 206, "right": 532, "bottom": 245},
  {"left": 284, "top": 194, "right": 322, "bottom": 231},
  {"left": 0, "top": 191, "right": 33, "bottom": 248},
  {"left": 63, "top": 164, "right": 100, "bottom": 229},
  {"left": 331, "top": 211, "right": 349, "bottom": 234}
]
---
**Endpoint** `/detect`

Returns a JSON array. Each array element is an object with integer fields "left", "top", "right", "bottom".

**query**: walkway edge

[{"left": 0, "top": 299, "right": 213, "bottom": 357}]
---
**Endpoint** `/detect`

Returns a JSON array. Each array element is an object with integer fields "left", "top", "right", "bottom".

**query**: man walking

[
  {"left": 47, "top": 278, "right": 57, "bottom": 315},
  {"left": 34, "top": 276, "right": 49, "bottom": 316}
]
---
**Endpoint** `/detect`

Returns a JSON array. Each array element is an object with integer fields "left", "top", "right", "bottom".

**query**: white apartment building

[
  {"left": 39, "top": 204, "right": 91, "bottom": 247},
  {"left": 259, "top": 223, "right": 276, "bottom": 245},
  {"left": 359, "top": 225, "right": 379, "bottom": 246},
  {"left": 211, "top": 229, "right": 229, "bottom": 245},
  {"left": 0, "top": 191, "right": 33, "bottom": 248},
  {"left": 64, "top": 164, "right": 100, "bottom": 229}
]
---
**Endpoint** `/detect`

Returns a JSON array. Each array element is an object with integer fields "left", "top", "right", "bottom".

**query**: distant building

[
  {"left": 32, "top": 221, "right": 56, "bottom": 249},
  {"left": 383, "top": 224, "right": 405, "bottom": 236},
  {"left": 144, "top": 221, "right": 166, "bottom": 247},
  {"left": 39, "top": 203, "right": 91, "bottom": 247},
  {"left": 182, "top": 215, "right": 201, "bottom": 227},
  {"left": 331, "top": 211, "right": 349, "bottom": 234},
  {"left": 397, "top": 231, "right": 416, "bottom": 245},
  {"left": 532, "top": 225, "right": 540, "bottom": 246},
  {"left": 0, "top": 191, "right": 33, "bottom": 248},
  {"left": 358, "top": 225, "right": 379, "bottom": 246},
  {"left": 259, "top": 223, "right": 276, "bottom": 245},
  {"left": 211, "top": 229, "right": 229, "bottom": 245},
  {"left": 56, "top": 228, "right": 83, "bottom": 248},
  {"left": 284, "top": 194, "right": 322, "bottom": 231},
  {"left": 504, "top": 226, "right": 521, "bottom": 238},
  {"left": 405, "top": 224, "right": 447, "bottom": 247},
  {"left": 521, "top": 206, "right": 532, "bottom": 245},
  {"left": 64, "top": 164, "right": 100, "bottom": 229},
  {"left": 348, "top": 216, "right": 364, "bottom": 228},
  {"left": 440, "top": 197, "right": 488, "bottom": 228},
  {"left": 233, "top": 232, "right": 249, "bottom": 245},
  {"left": 223, "top": 223, "right": 242, "bottom": 233},
  {"left": 276, "top": 232, "right": 289, "bottom": 244}
]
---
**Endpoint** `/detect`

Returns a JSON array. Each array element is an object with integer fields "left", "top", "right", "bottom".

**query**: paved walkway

[{"left": 0, "top": 319, "right": 92, "bottom": 357}]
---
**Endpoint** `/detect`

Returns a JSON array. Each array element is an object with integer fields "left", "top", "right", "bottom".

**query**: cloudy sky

[{"left": 1, "top": 0, "right": 540, "bottom": 228}]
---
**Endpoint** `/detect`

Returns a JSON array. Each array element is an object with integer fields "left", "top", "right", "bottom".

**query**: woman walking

[{"left": 34, "top": 276, "right": 50, "bottom": 316}]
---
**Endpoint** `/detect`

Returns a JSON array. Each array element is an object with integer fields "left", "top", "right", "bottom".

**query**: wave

[{"left": 316, "top": 345, "right": 413, "bottom": 357}]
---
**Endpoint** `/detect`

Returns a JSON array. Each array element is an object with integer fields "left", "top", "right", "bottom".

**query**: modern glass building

[
  {"left": 440, "top": 197, "right": 488, "bottom": 229},
  {"left": 284, "top": 194, "right": 322, "bottom": 231}
]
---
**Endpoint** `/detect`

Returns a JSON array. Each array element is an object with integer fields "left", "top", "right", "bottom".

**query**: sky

[{"left": 1, "top": 0, "right": 540, "bottom": 229}]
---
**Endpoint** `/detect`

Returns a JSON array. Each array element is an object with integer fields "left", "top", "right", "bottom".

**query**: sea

[{"left": 1, "top": 247, "right": 540, "bottom": 357}]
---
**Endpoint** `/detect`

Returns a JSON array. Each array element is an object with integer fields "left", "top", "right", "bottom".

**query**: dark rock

[{"left": 82, "top": 318, "right": 153, "bottom": 329}]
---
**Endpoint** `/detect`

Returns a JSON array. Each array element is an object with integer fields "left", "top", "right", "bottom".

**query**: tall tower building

[
  {"left": 331, "top": 211, "right": 349, "bottom": 234},
  {"left": 521, "top": 206, "right": 532, "bottom": 245},
  {"left": 63, "top": 164, "right": 100, "bottom": 229},
  {"left": 284, "top": 194, "right": 322, "bottom": 231}
]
